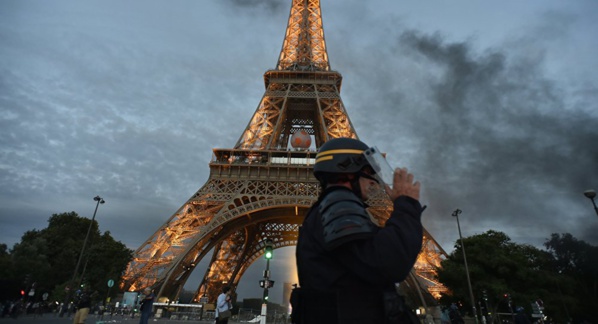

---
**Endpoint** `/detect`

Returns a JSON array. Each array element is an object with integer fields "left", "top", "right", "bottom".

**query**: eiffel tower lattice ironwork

[{"left": 120, "top": 0, "right": 448, "bottom": 305}]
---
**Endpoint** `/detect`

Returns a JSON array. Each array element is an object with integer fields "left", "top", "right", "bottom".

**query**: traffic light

[
  {"left": 264, "top": 239, "right": 273, "bottom": 259},
  {"left": 259, "top": 280, "right": 275, "bottom": 288},
  {"left": 480, "top": 290, "right": 489, "bottom": 316},
  {"left": 20, "top": 290, "right": 25, "bottom": 296}
]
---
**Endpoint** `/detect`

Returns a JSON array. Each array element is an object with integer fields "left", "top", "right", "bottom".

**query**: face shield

[{"left": 363, "top": 146, "right": 395, "bottom": 189}]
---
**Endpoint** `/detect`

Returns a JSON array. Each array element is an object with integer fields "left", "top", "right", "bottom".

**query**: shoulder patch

[{"left": 319, "top": 189, "right": 376, "bottom": 250}]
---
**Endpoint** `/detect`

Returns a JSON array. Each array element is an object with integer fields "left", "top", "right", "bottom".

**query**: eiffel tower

[{"left": 120, "top": 0, "right": 447, "bottom": 306}]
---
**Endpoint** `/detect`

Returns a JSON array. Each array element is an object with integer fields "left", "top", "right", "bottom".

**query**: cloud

[
  {"left": 226, "top": 0, "right": 286, "bottom": 13},
  {"left": 330, "top": 23, "right": 598, "bottom": 249}
]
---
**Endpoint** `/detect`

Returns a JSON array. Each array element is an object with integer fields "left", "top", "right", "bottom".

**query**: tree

[
  {"left": 10, "top": 232, "right": 53, "bottom": 298},
  {"left": 544, "top": 233, "right": 597, "bottom": 322},
  {"left": 0, "top": 243, "right": 20, "bottom": 300},
  {"left": 5, "top": 212, "right": 133, "bottom": 305},
  {"left": 80, "top": 231, "right": 132, "bottom": 301},
  {"left": 436, "top": 230, "right": 573, "bottom": 322}
]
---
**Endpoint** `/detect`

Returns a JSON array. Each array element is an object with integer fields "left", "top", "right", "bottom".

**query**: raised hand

[{"left": 385, "top": 167, "right": 420, "bottom": 201}]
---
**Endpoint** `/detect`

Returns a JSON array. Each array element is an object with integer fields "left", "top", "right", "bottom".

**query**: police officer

[{"left": 293, "top": 138, "right": 424, "bottom": 323}]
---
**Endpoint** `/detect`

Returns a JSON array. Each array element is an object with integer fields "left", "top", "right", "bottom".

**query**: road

[{"left": 0, "top": 314, "right": 231, "bottom": 324}]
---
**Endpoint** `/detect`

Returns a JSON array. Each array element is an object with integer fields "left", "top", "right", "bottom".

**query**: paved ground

[{"left": 0, "top": 314, "right": 225, "bottom": 324}]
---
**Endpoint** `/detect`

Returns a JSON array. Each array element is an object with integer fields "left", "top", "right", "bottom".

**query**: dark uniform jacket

[
  {"left": 295, "top": 186, "right": 424, "bottom": 323},
  {"left": 75, "top": 292, "right": 91, "bottom": 310}
]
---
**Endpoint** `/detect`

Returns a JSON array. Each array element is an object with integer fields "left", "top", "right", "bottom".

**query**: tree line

[
  {"left": 436, "top": 230, "right": 597, "bottom": 323},
  {"left": 0, "top": 212, "right": 132, "bottom": 309}
]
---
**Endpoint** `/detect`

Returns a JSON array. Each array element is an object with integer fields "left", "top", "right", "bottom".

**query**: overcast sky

[{"left": 1, "top": 0, "right": 597, "bottom": 304}]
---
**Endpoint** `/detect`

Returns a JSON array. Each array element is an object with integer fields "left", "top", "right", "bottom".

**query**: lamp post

[
  {"left": 452, "top": 209, "right": 479, "bottom": 324},
  {"left": 74, "top": 196, "right": 105, "bottom": 286},
  {"left": 583, "top": 189, "right": 598, "bottom": 216},
  {"left": 60, "top": 195, "right": 105, "bottom": 316},
  {"left": 260, "top": 239, "right": 273, "bottom": 324}
]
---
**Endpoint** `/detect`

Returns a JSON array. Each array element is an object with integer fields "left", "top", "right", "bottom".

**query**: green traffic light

[{"left": 265, "top": 246, "right": 273, "bottom": 259}]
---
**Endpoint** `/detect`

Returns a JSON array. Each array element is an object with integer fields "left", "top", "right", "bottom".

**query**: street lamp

[
  {"left": 583, "top": 189, "right": 598, "bottom": 216},
  {"left": 260, "top": 239, "right": 274, "bottom": 324},
  {"left": 452, "top": 209, "right": 479, "bottom": 324},
  {"left": 74, "top": 196, "right": 105, "bottom": 286},
  {"left": 60, "top": 195, "right": 105, "bottom": 316}
]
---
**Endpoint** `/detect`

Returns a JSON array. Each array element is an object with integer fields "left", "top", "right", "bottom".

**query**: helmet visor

[{"left": 363, "top": 146, "right": 395, "bottom": 188}]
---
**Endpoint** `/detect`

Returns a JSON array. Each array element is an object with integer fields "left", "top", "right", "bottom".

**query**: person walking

[
  {"left": 292, "top": 138, "right": 424, "bottom": 323},
  {"left": 448, "top": 303, "right": 465, "bottom": 324},
  {"left": 215, "top": 286, "right": 232, "bottom": 324},
  {"left": 72, "top": 289, "right": 92, "bottom": 324},
  {"left": 139, "top": 288, "right": 155, "bottom": 324}
]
